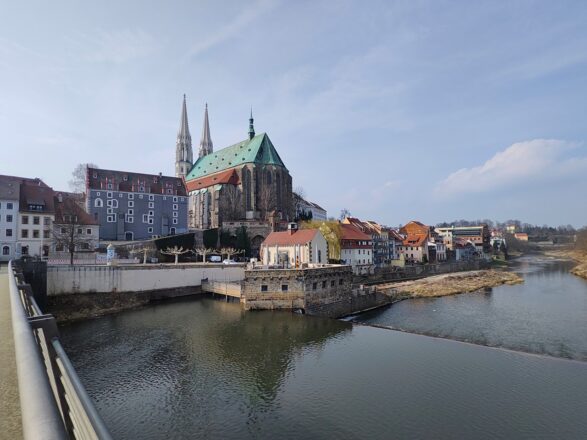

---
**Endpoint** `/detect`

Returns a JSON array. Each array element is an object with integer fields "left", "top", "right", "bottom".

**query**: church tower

[
  {"left": 199, "top": 103, "right": 213, "bottom": 158},
  {"left": 175, "top": 94, "right": 193, "bottom": 178}
]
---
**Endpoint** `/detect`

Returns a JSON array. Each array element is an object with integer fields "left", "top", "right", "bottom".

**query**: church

[{"left": 175, "top": 96, "right": 293, "bottom": 231}]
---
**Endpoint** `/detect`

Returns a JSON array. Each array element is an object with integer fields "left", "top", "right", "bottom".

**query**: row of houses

[{"left": 258, "top": 218, "right": 492, "bottom": 274}]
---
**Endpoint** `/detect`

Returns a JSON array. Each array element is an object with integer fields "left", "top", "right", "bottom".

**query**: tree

[
  {"left": 221, "top": 185, "right": 244, "bottom": 221},
  {"left": 300, "top": 220, "right": 343, "bottom": 261},
  {"left": 193, "top": 247, "right": 217, "bottom": 263},
  {"left": 257, "top": 182, "right": 276, "bottom": 221},
  {"left": 339, "top": 208, "right": 352, "bottom": 221},
  {"left": 235, "top": 226, "right": 251, "bottom": 257},
  {"left": 53, "top": 196, "right": 96, "bottom": 265},
  {"left": 69, "top": 163, "right": 98, "bottom": 194},
  {"left": 130, "top": 246, "right": 152, "bottom": 264},
  {"left": 160, "top": 246, "right": 191, "bottom": 264},
  {"left": 220, "top": 247, "right": 244, "bottom": 260}
]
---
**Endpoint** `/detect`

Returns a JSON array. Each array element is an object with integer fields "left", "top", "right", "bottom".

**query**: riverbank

[
  {"left": 542, "top": 248, "right": 587, "bottom": 280},
  {"left": 376, "top": 269, "right": 523, "bottom": 299}
]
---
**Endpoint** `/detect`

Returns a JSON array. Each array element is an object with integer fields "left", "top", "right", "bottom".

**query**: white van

[{"left": 209, "top": 255, "right": 221, "bottom": 262}]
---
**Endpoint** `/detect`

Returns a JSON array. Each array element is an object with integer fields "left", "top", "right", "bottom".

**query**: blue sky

[{"left": 1, "top": 0, "right": 586, "bottom": 227}]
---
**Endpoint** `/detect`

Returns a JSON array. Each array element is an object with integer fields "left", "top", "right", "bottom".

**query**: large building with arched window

[{"left": 185, "top": 110, "right": 293, "bottom": 230}]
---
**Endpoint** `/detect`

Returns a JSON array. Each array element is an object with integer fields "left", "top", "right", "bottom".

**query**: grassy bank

[{"left": 376, "top": 270, "right": 523, "bottom": 299}]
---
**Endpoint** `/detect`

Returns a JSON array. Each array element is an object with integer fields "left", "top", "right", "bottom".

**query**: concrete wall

[{"left": 47, "top": 263, "right": 245, "bottom": 295}]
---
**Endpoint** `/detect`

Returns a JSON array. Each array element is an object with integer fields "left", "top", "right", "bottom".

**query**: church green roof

[{"left": 185, "top": 133, "right": 286, "bottom": 181}]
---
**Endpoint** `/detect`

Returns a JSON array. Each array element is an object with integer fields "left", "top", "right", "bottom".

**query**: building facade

[
  {"left": 260, "top": 225, "right": 328, "bottom": 267},
  {"left": 186, "top": 111, "right": 293, "bottom": 229},
  {"left": 293, "top": 192, "right": 327, "bottom": 221},
  {"left": 339, "top": 223, "right": 373, "bottom": 275},
  {"left": 17, "top": 179, "right": 55, "bottom": 258},
  {"left": 52, "top": 192, "right": 100, "bottom": 256},
  {"left": 398, "top": 221, "right": 431, "bottom": 264},
  {"left": 0, "top": 177, "right": 19, "bottom": 261},
  {"left": 86, "top": 167, "right": 188, "bottom": 241}
]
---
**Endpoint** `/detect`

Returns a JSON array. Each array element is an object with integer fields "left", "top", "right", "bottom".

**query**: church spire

[
  {"left": 175, "top": 94, "right": 193, "bottom": 178},
  {"left": 199, "top": 103, "right": 213, "bottom": 158},
  {"left": 248, "top": 107, "right": 255, "bottom": 140}
]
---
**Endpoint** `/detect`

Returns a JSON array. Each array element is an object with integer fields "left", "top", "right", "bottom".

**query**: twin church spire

[{"left": 174, "top": 95, "right": 256, "bottom": 178}]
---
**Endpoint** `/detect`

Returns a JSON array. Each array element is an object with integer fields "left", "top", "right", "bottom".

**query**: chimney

[{"left": 288, "top": 222, "right": 298, "bottom": 235}]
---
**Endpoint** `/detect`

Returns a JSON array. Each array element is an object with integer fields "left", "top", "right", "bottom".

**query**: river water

[{"left": 60, "top": 256, "right": 587, "bottom": 439}]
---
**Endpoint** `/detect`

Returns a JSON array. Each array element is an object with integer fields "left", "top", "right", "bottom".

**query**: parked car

[
  {"left": 209, "top": 255, "right": 221, "bottom": 262},
  {"left": 223, "top": 259, "right": 237, "bottom": 264}
]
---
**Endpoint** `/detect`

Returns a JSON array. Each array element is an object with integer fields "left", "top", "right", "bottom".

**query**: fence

[{"left": 7, "top": 261, "right": 112, "bottom": 440}]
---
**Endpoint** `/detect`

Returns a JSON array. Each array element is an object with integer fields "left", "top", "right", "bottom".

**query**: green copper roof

[{"left": 185, "top": 133, "right": 286, "bottom": 181}]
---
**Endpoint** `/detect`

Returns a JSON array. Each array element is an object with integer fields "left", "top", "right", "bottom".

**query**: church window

[{"left": 94, "top": 198, "right": 103, "bottom": 208}]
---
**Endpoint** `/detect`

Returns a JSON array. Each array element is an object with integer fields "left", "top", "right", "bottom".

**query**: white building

[
  {"left": 261, "top": 224, "right": 328, "bottom": 267},
  {"left": 339, "top": 223, "right": 373, "bottom": 275},
  {"left": 0, "top": 178, "right": 19, "bottom": 261},
  {"left": 293, "top": 193, "right": 327, "bottom": 221},
  {"left": 17, "top": 181, "right": 55, "bottom": 258}
]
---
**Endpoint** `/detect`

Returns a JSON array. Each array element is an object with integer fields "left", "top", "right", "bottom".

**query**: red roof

[
  {"left": 87, "top": 167, "right": 186, "bottom": 196},
  {"left": 402, "top": 235, "right": 428, "bottom": 247},
  {"left": 185, "top": 169, "right": 240, "bottom": 192},
  {"left": 262, "top": 229, "right": 319, "bottom": 246},
  {"left": 340, "top": 223, "right": 371, "bottom": 240},
  {"left": 54, "top": 193, "right": 99, "bottom": 225}
]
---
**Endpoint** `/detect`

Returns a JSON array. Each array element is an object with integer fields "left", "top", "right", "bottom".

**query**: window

[
  {"left": 167, "top": 189, "right": 172, "bottom": 194},
  {"left": 173, "top": 204, "right": 178, "bottom": 211},
  {"left": 148, "top": 218, "right": 153, "bottom": 224},
  {"left": 128, "top": 201, "right": 134, "bottom": 208},
  {"left": 96, "top": 191, "right": 100, "bottom": 196},
  {"left": 61, "top": 227, "right": 67, "bottom": 234},
  {"left": 21, "top": 229, "right": 28, "bottom": 238},
  {"left": 128, "top": 209, "right": 134, "bottom": 215},
  {"left": 80, "top": 243, "right": 90, "bottom": 250},
  {"left": 7, "top": 202, "right": 13, "bottom": 210},
  {"left": 149, "top": 195, "right": 154, "bottom": 201},
  {"left": 6, "top": 214, "right": 13, "bottom": 222},
  {"left": 170, "top": 227, "right": 176, "bottom": 235},
  {"left": 123, "top": 176, "right": 128, "bottom": 181},
  {"left": 322, "top": 281, "right": 327, "bottom": 288},
  {"left": 107, "top": 183, "right": 113, "bottom": 190},
  {"left": 281, "top": 284, "right": 288, "bottom": 292},
  {"left": 21, "top": 246, "right": 28, "bottom": 255},
  {"left": 312, "top": 282, "right": 317, "bottom": 290},
  {"left": 143, "top": 214, "right": 148, "bottom": 223},
  {"left": 261, "top": 285, "right": 268, "bottom": 292},
  {"left": 163, "top": 196, "right": 166, "bottom": 201},
  {"left": 43, "top": 230, "right": 50, "bottom": 239},
  {"left": 339, "top": 279, "right": 343, "bottom": 285},
  {"left": 77, "top": 228, "right": 83, "bottom": 234},
  {"left": 107, "top": 191, "right": 113, "bottom": 198},
  {"left": 107, "top": 208, "right": 114, "bottom": 214},
  {"left": 139, "top": 194, "right": 143, "bottom": 199},
  {"left": 6, "top": 229, "right": 12, "bottom": 237},
  {"left": 139, "top": 186, "right": 145, "bottom": 192},
  {"left": 128, "top": 193, "right": 134, "bottom": 200},
  {"left": 180, "top": 197, "right": 184, "bottom": 202},
  {"left": 172, "top": 218, "right": 178, "bottom": 224},
  {"left": 107, "top": 199, "right": 118, "bottom": 208},
  {"left": 119, "top": 193, "right": 123, "bottom": 198},
  {"left": 173, "top": 196, "right": 178, "bottom": 202},
  {"left": 34, "top": 217, "right": 40, "bottom": 225},
  {"left": 126, "top": 216, "right": 134, "bottom": 223},
  {"left": 2, "top": 246, "right": 9, "bottom": 255},
  {"left": 148, "top": 227, "right": 153, "bottom": 233},
  {"left": 86, "top": 228, "right": 92, "bottom": 235},
  {"left": 331, "top": 280, "right": 335, "bottom": 287},
  {"left": 148, "top": 202, "right": 154, "bottom": 208},
  {"left": 43, "top": 217, "right": 50, "bottom": 225},
  {"left": 107, "top": 215, "right": 116, "bottom": 223},
  {"left": 173, "top": 211, "right": 178, "bottom": 218},
  {"left": 148, "top": 210, "right": 154, "bottom": 217},
  {"left": 94, "top": 198, "right": 103, "bottom": 208}
]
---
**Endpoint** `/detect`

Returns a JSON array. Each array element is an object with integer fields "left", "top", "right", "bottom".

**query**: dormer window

[
  {"left": 139, "top": 186, "right": 145, "bottom": 192},
  {"left": 107, "top": 183, "right": 113, "bottom": 189}
]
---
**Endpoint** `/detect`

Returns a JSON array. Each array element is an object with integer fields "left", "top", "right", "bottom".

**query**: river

[{"left": 59, "top": 255, "right": 587, "bottom": 439}]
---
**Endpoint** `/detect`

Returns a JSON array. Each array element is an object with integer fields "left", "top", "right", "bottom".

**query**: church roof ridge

[{"left": 185, "top": 132, "right": 287, "bottom": 182}]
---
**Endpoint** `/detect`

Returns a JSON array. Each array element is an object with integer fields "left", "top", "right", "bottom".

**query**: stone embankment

[
  {"left": 375, "top": 270, "right": 523, "bottom": 299},
  {"left": 543, "top": 249, "right": 587, "bottom": 280}
]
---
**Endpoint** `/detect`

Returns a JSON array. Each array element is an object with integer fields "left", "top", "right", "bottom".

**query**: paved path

[{"left": 0, "top": 265, "right": 23, "bottom": 439}]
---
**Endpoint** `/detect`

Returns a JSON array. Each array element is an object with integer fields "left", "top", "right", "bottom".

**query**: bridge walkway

[{"left": 0, "top": 264, "right": 23, "bottom": 438}]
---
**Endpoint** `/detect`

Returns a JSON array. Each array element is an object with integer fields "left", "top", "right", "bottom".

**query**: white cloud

[{"left": 435, "top": 139, "right": 587, "bottom": 197}]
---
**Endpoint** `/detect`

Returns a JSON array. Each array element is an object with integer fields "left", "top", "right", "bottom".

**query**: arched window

[
  {"left": 94, "top": 198, "right": 103, "bottom": 208},
  {"left": 244, "top": 168, "right": 252, "bottom": 210},
  {"left": 2, "top": 246, "right": 9, "bottom": 255}
]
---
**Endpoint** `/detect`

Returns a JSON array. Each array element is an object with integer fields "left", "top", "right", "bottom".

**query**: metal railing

[{"left": 7, "top": 260, "right": 112, "bottom": 440}]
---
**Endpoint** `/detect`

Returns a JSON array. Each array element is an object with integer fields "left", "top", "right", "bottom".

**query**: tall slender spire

[
  {"left": 248, "top": 107, "right": 255, "bottom": 140},
  {"left": 199, "top": 103, "right": 213, "bottom": 158},
  {"left": 175, "top": 94, "right": 193, "bottom": 178}
]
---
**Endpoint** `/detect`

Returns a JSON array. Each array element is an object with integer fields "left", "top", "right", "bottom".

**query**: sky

[{"left": 1, "top": 0, "right": 586, "bottom": 227}]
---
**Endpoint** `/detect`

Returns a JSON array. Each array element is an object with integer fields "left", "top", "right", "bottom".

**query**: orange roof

[
  {"left": 340, "top": 223, "right": 371, "bottom": 240},
  {"left": 185, "top": 169, "right": 240, "bottom": 192},
  {"left": 262, "top": 229, "right": 319, "bottom": 246},
  {"left": 402, "top": 234, "right": 428, "bottom": 247}
]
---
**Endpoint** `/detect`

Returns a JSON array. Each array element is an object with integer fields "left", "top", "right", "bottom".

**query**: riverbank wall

[
  {"left": 46, "top": 263, "right": 245, "bottom": 322},
  {"left": 361, "top": 260, "right": 490, "bottom": 284}
]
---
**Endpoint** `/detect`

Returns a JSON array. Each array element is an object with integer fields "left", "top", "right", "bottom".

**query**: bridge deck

[{"left": 0, "top": 265, "right": 23, "bottom": 438}]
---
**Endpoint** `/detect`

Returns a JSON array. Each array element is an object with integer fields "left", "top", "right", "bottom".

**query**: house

[
  {"left": 16, "top": 178, "right": 55, "bottom": 258},
  {"left": 86, "top": 167, "right": 188, "bottom": 241},
  {"left": 342, "top": 217, "right": 392, "bottom": 266},
  {"left": 454, "top": 238, "right": 478, "bottom": 261},
  {"left": 435, "top": 225, "right": 491, "bottom": 256},
  {"left": 293, "top": 193, "right": 327, "bottom": 221},
  {"left": 398, "top": 221, "right": 431, "bottom": 263},
  {"left": 0, "top": 176, "right": 20, "bottom": 261},
  {"left": 260, "top": 223, "right": 328, "bottom": 267},
  {"left": 52, "top": 192, "right": 100, "bottom": 256},
  {"left": 514, "top": 232, "right": 529, "bottom": 241},
  {"left": 339, "top": 223, "right": 373, "bottom": 275}
]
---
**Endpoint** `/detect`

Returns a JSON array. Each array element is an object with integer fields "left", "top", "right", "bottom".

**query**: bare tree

[
  {"left": 130, "top": 246, "right": 152, "bottom": 264},
  {"left": 193, "top": 247, "right": 217, "bottom": 263},
  {"left": 220, "top": 247, "right": 243, "bottom": 261},
  {"left": 69, "top": 163, "right": 98, "bottom": 194},
  {"left": 160, "top": 246, "right": 191, "bottom": 264},
  {"left": 221, "top": 185, "right": 244, "bottom": 221},
  {"left": 339, "top": 208, "right": 352, "bottom": 220},
  {"left": 53, "top": 196, "right": 96, "bottom": 265},
  {"left": 257, "top": 183, "right": 276, "bottom": 221}
]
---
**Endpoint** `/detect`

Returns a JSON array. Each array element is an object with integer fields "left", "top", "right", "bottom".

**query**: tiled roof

[
  {"left": 402, "top": 234, "right": 428, "bottom": 247},
  {"left": 54, "top": 193, "right": 99, "bottom": 225},
  {"left": 19, "top": 182, "right": 55, "bottom": 213},
  {"left": 262, "top": 229, "right": 319, "bottom": 246},
  {"left": 87, "top": 167, "right": 186, "bottom": 196},
  {"left": 0, "top": 177, "right": 20, "bottom": 200},
  {"left": 186, "top": 133, "right": 286, "bottom": 181},
  {"left": 185, "top": 168, "right": 240, "bottom": 192},
  {"left": 340, "top": 223, "right": 371, "bottom": 240}
]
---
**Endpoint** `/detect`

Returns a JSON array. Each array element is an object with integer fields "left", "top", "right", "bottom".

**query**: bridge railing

[{"left": 7, "top": 260, "right": 112, "bottom": 440}]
